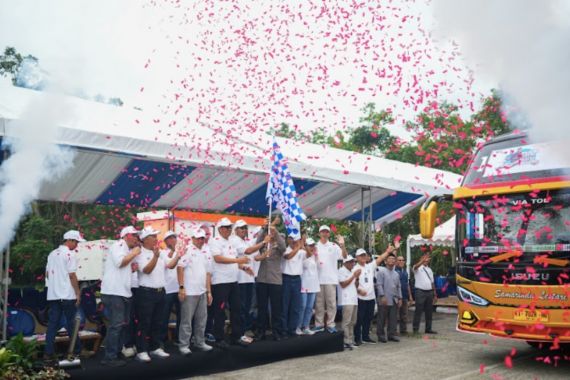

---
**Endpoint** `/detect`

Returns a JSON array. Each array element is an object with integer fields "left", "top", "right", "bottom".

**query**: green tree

[{"left": 0, "top": 47, "right": 37, "bottom": 85}]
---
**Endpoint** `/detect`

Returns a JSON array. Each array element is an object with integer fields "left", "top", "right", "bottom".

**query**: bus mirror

[{"left": 420, "top": 200, "right": 438, "bottom": 239}]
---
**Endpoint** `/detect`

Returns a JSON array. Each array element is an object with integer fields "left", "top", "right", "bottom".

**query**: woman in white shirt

[{"left": 298, "top": 238, "right": 319, "bottom": 335}]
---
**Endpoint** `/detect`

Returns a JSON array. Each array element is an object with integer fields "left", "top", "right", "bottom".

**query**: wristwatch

[{"left": 179, "top": 285, "right": 185, "bottom": 290}]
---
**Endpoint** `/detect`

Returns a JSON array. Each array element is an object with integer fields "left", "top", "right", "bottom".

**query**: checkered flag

[{"left": 266, "top": 140, "right": 306, "bottom": 239}]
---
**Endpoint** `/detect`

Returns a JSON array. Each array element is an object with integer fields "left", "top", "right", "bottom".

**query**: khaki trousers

[
  {"left": 314, "top": 284, "right": 337, "bottom": 328},
  {"left": 342, "top": 305, "right": 358, "bottom": 344}
]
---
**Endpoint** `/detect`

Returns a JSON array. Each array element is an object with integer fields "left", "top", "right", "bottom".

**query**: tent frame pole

[{"left": 1, "top": 245, "right": 9, "bottom": 342}]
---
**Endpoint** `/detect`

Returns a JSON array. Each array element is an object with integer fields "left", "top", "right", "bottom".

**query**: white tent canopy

[
  {"left": 0, "top": 84, "right": 462, "bottom": 221},
  {"left": 406, "top": 216, "right": 456, "bottom": 274}
]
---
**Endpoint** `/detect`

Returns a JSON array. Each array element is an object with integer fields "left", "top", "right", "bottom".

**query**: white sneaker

[
  {"left": 240, "top": 335, "right": 253, "bottom": 344},
  {"left": 303, "top": 328, "right": 315, "bottom": 336},
  {"left": 179, "top": 346, "right": 192, "bottom": 355},
  {"left": 122, "top": 346, "right": 136, "bottom": 358},
  {"left": 194, "top": 343, "right": 213, "bottom": 352},
  {"left": 150, "top": 348, "right": 170, "bottom": 359},
  {"left": 295, "top": 328, "right": 304, "bottom": 336},
  {"left": 136, "top": 352, "right": 151, "bottom": 363}
]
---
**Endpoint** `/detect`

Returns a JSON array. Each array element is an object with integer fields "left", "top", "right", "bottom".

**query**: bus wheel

[{"left": 526, "top": 341, "right": 552, "bottom": 350}]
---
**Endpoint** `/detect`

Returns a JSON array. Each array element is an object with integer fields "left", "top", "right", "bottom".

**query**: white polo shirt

[
  {"left": 282, "top": 247, "right": 305, "bottom": 276},
  {"left": 46, "top": 245, "right": 77, "bottom": 301},
  {"left": 135, "top": 247, "right": 167, "bottom": 289},
  {"left": 301, "top": 255, "right": 320, "bottom": 293},
  {"left": 101, "top": 240, "right": 133, "bottom": 298},
  {"left": 160, "top": 249, "right": 179, "bottom": 294},
  {"left": 356, "top": 261, "right": 377, "bottom": 301},
  {"left": 338, "top": 266, "right": 358, "bottom": 306},
  {"left": 414, "top": 265, "right": 434, "bottom": 291},
  {"left": 316, "top": 240, "right": 343, "bottom": 285},
  {"left": 229, "top": 235, "right": 257, "bottom": 284},
  {"left": 178, "top": 243, "right": 212, "bottom": 296},
  {"left": 209, "top": 236, "right": 239, "bottom": 285}
]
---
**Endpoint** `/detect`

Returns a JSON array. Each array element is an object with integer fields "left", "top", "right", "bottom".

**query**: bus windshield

[{"left": 456, "top": 190, "right": 570, "bottom": 262}]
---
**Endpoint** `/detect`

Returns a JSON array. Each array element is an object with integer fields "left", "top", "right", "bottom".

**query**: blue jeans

[
  {"left": 281, "top": 274, "right": 302, "bottom": 335},
  {"left": 45, "top": 300, "right": 81, "bottom": 356},
  {"left": 299, "top": 292, "right": 317, "bottom": 329},
  {"left": 162, "top": 292, "right": 181, "bottom": 344},
  {"left": 101, "top": 294, "right": 131, "bottom": 361},
  {"left": 239, "top": 283, "right": 254, "bottom": 335}
]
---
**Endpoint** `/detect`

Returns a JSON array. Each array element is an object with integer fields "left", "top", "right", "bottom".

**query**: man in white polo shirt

[
  {"left": 210, "top": 217, "right": 252, "bottom": 348},
  {"left": 177, "top": 228, "right": 214, "bottom": 355},
  {"left": 160, "top": 230, "right": 182, "bottom": 346},
  {"left": 312, "top": 225, "right": 347, "bottom": 334},
  {"left": 354, "top": 242, "right": 400, "bottom": 345},
  {"left": 281, "top": 235, "right": 305, "bottom": 336},
  {"left": 412, "top": 254, "right": 438, "bottom": 335},
  {"left": 230, "top": 220, "right": 268, "bottom": 339},
  {"left": 133, "top": 227, "right": 170, "bottom": 362},
  {"left": 101, "top": 226, "right": 141, "bottom": 367},
  {"left": 44, "top": 230, "right": 85, "bottom": 361}
]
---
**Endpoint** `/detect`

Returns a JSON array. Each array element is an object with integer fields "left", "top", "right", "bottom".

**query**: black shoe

[
  {"left": 343, "top": 343, "right": 353, "bottom": 351},
  {"left": 216, "top": 341, "right": 231, "bottom": 349},
  {"left": 425, "top": 330, "right": 438, "bottom": 334},
  {"left": 388, "top": 336, "right": 400, "bottom": 342},
  {"left": 412, "top": 330, "right": 419, "bottom": 335},
  {"left": 101, "top": 358, "right": 127, "bottom": 367},
  {"left": 378, "top": 337, "right": 387, "bottom": 343},
  {"left": 354, "top": 340, "right": 363, "bottom": 346},
  {"left": 362, "top": 338, "right": 376, "bottom": 344},
  {"left": 254, "top": 332, "right": 267, "bottom": 341},
  {"left": 272, "top": 333, "right": 283, "bottom": 341}
]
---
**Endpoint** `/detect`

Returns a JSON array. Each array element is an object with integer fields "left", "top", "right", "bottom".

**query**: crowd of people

[{"left": 43, "top": 217, "right": 439, "bottom": 367}]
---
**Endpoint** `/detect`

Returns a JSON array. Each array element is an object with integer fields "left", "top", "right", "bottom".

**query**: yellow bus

[{"left": 420, "top": 132, "right": 570, "bottom": 347}]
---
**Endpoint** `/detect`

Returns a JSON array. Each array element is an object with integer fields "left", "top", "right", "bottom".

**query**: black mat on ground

[{"left": 68, "top": 332, "right": 343, "bottom": 380}]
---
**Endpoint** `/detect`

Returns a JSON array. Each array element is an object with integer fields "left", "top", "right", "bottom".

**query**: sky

[{"left": 0, "top": 0, "right": 494, "bottom": 141}]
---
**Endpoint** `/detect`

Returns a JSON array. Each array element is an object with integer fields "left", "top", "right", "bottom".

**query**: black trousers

[
  {"left": 354, "top": 299, "right": 375, "bottom": 342},
  {"left": 135, "top": 287, "right": 166, "bottom": 353},
  {"left": 413, "top": 289, "right": 434, "bottom": 332},
  {"left": 256, "top": 282, "right": 283, "bottom": 336},
  {"left": 212, "top": 282, "right": 241, "bottom": 342}
]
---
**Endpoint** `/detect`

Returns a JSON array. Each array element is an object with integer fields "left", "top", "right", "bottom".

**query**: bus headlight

[{"left": 457, "top": 286, "right": 489, "bottom": 307}]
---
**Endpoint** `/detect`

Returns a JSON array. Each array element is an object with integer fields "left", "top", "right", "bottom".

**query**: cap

[
  {"left": 234, "top": 220, "right": 248, "bottom": 228},
  {"left": 164, "top": 230, "right": 177, "bottom": 240},
  {"left": 191, "top": 228, "right": 207, "bottom": 239},
  {"left": 305, "top": 238, "right": 316, "bottom": 246},
  {"left": 319, "top": 225, "right": 331, "bottom": 232},
  {"left": 355, "top": 248, "right": 367, "bottom": 256},
  {"left": 343, "top": 255, "right": 356, "bottom": 263},
  {"left": 63, "top": 230, "right": 86, "bottom": 242},
  {"left": 120, "top": 226, "right": 139, "bottom": 238},
  {"left": 288, "top": 233, "right": 301, "bottom": 241},
  {"left": 139, "top": 226, "right": 160, "bottom": 240},
  {"left": 216, "top": 217, "right": 233, "bottom": 228}
]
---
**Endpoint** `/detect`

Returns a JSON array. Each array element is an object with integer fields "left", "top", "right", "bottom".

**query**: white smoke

[
  {"left": 432, "top": 0, "right": 570, "bottom": 143},
  {"left": 0, "top": 90, "right": 75, "bottom": 252}
]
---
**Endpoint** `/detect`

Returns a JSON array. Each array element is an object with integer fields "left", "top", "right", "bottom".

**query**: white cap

[
  {"left": 191, "top": 228, "right": 207, "bottom": 239},
  {"left": 319, "top": 225, "right": 331, "bottom": 232},
  {"left": 343, "top": 255, "right": 356, "bottom": 263},
  {"left": 120, "top": 226, "right": 139, "bottom": 238},
  {"left": 288, "top": 233, "right": 301, "bottom": 241},
  {"left": 216, "top": 217, "right": 233, "bottom": 228},
  {"left": 305, "top": 238, "right": 316, "bottom": 246},
  {"left": 355, "top": 248, "right": 367, "bottom": 256},
  {"left": 139, "top": 226, "right": 160, "bottom": 240},
  {"left": 63, "top": 230, "right": 86, "bottom": 242},
  {"left": 234, "top": 220, "right": 248, "bottom": 228},
  {"left": 164, "top": 230, "right": 177, "bottom": 240}
]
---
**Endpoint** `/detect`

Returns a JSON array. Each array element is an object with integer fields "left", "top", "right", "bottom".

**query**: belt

[
  {"left": 283, "top": 274, "right": 301, "bottom": 277},
  {"left": 416, "top": 288, "right": 433, "bottom": 292},
  {"left": 139, "top": 286, "right": 165, "bottom": 292}
]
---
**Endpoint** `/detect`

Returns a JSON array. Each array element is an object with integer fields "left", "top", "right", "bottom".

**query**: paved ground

[{"left": 190, "top": 313, "right": 570, "bottom": 380}]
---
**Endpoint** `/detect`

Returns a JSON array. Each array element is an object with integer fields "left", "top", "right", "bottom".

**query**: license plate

[{"left": 513, "top": 310, "right": 549, "bottom": 322}]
